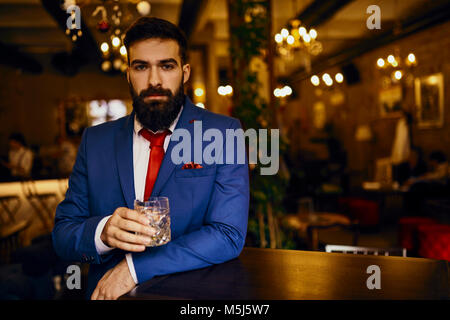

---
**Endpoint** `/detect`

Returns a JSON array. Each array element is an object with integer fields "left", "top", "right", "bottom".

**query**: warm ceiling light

[
  {"left": 394, "top": 70, "right": 402, "bottom": 80},
  {"left": 283, "top": 86, "right": 292, "bottom": 96},
  {"left": 322, "top": 73, "right": 331, "bottom": 81},
  {"left": 286, "top": 35, "right": 295, "bottom": 45},
  {"left": 281, "top": 28, "right": 289, "bottom": 38},
  {"left": 218, "top": 85, "right": 233, "bottom": 96},
  {"left": 101, "top": 60, "right": 111, "bottom": 72},
  {"left": 303, "top": 34, "right": 311, "bottom": 43},
  {"left": 387, "top": 55, "right": 395, "bottom": 64},
  {"left": 112, "top": 36, "right": 121, "bottom": 47},
  {"left": 100, "top": 42, "right": 109, "bottom": 52},
  {"left": 194, "top": 88, "right": 204, "bottom": 97},
  {"left": 225, "top": 85, "right": 233, "bottom": 95},
  {"left": 377, "top": 58, "right": 385, "bottom": 67},
  {"left": 298, "top": 27, "right": 307, "bottom": 37},
  {"left": 120, "top": 45, "right": 127, "bottom": 56},
  {"left": 275, "top": 33, "right": 283, "bottom": 43},
  {"left": 335, "top": 73, "right": 344, "bottom": 83},
  {"left": 137, "top": 1, "right": 151, "bottom": 16},
  {"left": 113, "top": 58, "right": 122, "bottom": 70},
  {"left": 311, "top": 75, "right": 320, "bottom": 86},
  {"left": 407, "top": 53, "right": 416, "bottom": 63},
  {"left": 309, "top": 29, "right": 317, "bottom": 39},
  {"left": 273, "top": 88, "right": 281, "bottom": 97}
]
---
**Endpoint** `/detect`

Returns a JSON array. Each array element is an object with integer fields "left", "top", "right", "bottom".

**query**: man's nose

[{"left": 148, "top": 67, "right": 162, "bottom": 87}]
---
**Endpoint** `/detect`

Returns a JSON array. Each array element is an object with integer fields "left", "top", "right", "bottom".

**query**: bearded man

[{"left": 52, "top": 17, "right": 249, "bottom": 300}]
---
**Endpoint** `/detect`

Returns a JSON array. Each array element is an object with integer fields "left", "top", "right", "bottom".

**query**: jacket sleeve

[
  {"left": 52, "top": 128, "right": 113, "bottom": 265},
  {"left": 131, "top": 118, "right": 249, "bottom": 284}
]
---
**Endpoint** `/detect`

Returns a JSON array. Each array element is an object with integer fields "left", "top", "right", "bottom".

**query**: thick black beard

[{"left": 130, "top": 81, "right": 184, "bottom": 132}]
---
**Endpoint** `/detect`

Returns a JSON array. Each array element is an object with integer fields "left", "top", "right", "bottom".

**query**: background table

[
  {"left": 125, "top": 247, "right": 449, "bottom": 300},
  {"left": 282, "top": 212, "right": 358, "bottom": 250}
]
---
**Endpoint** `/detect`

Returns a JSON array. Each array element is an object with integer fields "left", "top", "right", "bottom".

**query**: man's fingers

[
  {"left": 91, "top": 288, "right": 99, "bottom": 300},
  {"left": 114, "top": 229, "right": 152, "bottom": 245},
  {"left": 117, "top": 219, "right": 155, "bottom": 236},
  {"left": 119, "top": 208, "right": 150, "bottom": 225},
  {"left": 108, "top": 237, "right": 147, "bottom": 252}
]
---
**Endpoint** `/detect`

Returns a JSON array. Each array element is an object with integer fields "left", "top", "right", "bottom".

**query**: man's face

[
  {"left": 9, "top": 140, "right": 21, "bottom": 151},
  {"left": 127, "top": 38, "right": 190, "bottom": 132}
]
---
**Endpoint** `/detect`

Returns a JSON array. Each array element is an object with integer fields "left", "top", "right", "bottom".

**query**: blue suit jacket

[{"left": 52, "top": 97, "right": 249, "bottom": 297}]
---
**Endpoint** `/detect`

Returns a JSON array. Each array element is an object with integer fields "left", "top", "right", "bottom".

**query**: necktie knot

[{"left": 140, "top": 129, "right": 171, "bottom": 148}]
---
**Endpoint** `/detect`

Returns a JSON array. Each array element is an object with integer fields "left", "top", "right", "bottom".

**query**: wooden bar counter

[{"left": 125, "top": 247, "right": 449, "bottom": 300}]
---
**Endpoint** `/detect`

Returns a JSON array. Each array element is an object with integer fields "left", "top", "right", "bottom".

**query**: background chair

[
  {"left": 21, "top": 179, "right": 58, "bottom": 232},
  {"left": 325, "top": 244, "right": 407, "bottom": 257},
  {"left": 0, "top": 219, "right": 30, "bottom": 264},
  {"left": 0, "top": 195, "right": 21, "bottom": 223},
  {"left": 417, "top": 224, "right": 450, "bottom": 261}
]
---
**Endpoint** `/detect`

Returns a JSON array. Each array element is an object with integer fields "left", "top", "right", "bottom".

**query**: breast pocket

[{"left": 175, "top": 165, "right": 216, "bottom": 178}]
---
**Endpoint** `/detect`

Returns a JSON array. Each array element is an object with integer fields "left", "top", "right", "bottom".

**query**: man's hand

[
  {"left": 91, "top": 258, "right": 136, "bottom": 300},
  {"left": 101, "top": 207, "right": 155, "bottom": 252}
]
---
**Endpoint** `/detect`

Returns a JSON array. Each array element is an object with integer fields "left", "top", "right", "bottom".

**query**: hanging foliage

[{"left": 227, "top": 0, "right": 291, "bottom": 249}]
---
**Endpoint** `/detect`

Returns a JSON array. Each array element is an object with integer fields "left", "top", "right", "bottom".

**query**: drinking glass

[{"left": 134, "top": 197, "right": 171, "bottom": 247}]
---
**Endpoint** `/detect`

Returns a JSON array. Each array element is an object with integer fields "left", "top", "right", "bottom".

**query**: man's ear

[{"left": 182, "top": 64, "right": 191, "bottom": 84}]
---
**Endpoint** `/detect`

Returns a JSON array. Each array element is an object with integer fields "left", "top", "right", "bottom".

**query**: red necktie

[{"left": 140, "top": 128, "right": 171, "bottom": 201}]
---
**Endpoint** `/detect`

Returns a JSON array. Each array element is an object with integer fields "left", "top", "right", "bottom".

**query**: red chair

[
  {"left": 417, "top": 224, "right": 450, "bottom": 261},
  {"left": 398, "top": 217, "right": 437, "bottom": 252},
  {"left": 339, "top": 198, "right": 379, "bottom": 227}
]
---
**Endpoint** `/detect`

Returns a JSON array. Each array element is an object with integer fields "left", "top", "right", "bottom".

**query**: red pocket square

[{"left": 182, "top": 162, "right": 203, "bottom": 169}]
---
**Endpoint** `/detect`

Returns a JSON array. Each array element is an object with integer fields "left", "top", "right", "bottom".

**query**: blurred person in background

[
  {"left": 405, "top": 150, "right": 449, "bottom": 186},
  {"left": 57, "top": 136, "right": 76, "bottom": 177},
  {"left": 403, "top": 150, "right": 449, "bottom": 216},
  {"left": 0, "top": 133, "right": 34, "bottom": 180},
  {"left": 406, "top": 147, "right": 427, "bottom": 179}
]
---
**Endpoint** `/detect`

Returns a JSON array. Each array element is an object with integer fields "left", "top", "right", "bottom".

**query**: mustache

[{"left": 139, "top": 86, "right": 173, "bottom": 98}]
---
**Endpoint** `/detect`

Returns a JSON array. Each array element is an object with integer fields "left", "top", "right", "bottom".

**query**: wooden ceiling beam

[
  {"left": 0, "top": 41, "right": 43, "bottom": 73},
  {"left": 288, "top": 0, "right": 450, "bottom": 83},
  {"left": 40, "top": 0, "right": 101, "bottom": 75},
  {"left": 178, "top": 0, "right": 207, "bottom": 40}
]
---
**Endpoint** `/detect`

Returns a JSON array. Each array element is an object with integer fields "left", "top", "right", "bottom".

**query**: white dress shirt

[
  {"left": 94, "top": 107, "right": 183, "bottom": 284},
  {"left": 9, "top": 146, "right": 34, "bottom": 177}
]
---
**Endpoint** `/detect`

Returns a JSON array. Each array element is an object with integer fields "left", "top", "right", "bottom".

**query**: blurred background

[{"left": 0, "top": 0, "right": 449, "bottom": 299}]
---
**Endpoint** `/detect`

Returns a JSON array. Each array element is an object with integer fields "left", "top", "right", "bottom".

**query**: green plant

[{"left": 228, "top": 0, "right": 290, "bottom": 248}]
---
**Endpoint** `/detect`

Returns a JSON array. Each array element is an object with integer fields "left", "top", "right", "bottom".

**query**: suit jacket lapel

[
  {"left": 115, "top": 112, "right": 135, "bottom": 208},
  {"left": 152, "top": 97, "right": 199, "bottom": 196}
]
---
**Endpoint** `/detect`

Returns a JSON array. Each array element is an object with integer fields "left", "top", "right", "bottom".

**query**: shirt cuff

[
  {"left": 94, "top": 215, "right": 114, "bottom": 255},
  {"left": 126, "top": 253, "right": 139, "bottom": 284}
]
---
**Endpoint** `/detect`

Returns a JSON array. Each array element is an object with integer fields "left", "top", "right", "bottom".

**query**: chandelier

[
  {"left": 375, "top": 48, "right": 417, "bottom": 87},
  {"left": 310, "top": 72, "right": 344, "bottom": 88},
  {"left": 274, "top": 19, "right": 322, "bottom": 60},
  {"left": 61, "top": 0, "right": 152, "bottom": 73}
]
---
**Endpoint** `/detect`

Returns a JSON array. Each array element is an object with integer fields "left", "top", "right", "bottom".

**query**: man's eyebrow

[
  {"left": 158, "top": 58, "right": 179, "bottom": 66},
  {"left": 130, "top": 58, "right": 179, "bottom": 66},
  {"left": 130, "top": 59, "right": 148, "bottom": 66}
]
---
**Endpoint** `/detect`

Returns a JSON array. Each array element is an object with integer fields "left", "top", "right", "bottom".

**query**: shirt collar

[{"left": 134, "top": 105, "right": 183, "bottom": 135}]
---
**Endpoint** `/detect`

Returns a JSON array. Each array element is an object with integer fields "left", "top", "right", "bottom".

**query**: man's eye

[
  {"left": 161, "top": 64, "right": 174, "bottom": 70},
  {"left": 134, "top": 65, "right": 147, "bottom": 71}
]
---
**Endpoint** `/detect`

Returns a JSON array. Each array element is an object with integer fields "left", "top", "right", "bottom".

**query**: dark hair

[
  {"left": 124, "top": 17, "right": 188, "bottom": 65},
  {"left": 429, "top": 151, "right": 447, "bottom": 163},
  {"left": 9, "top": 132, "right": 27, "bottom": 147}
]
